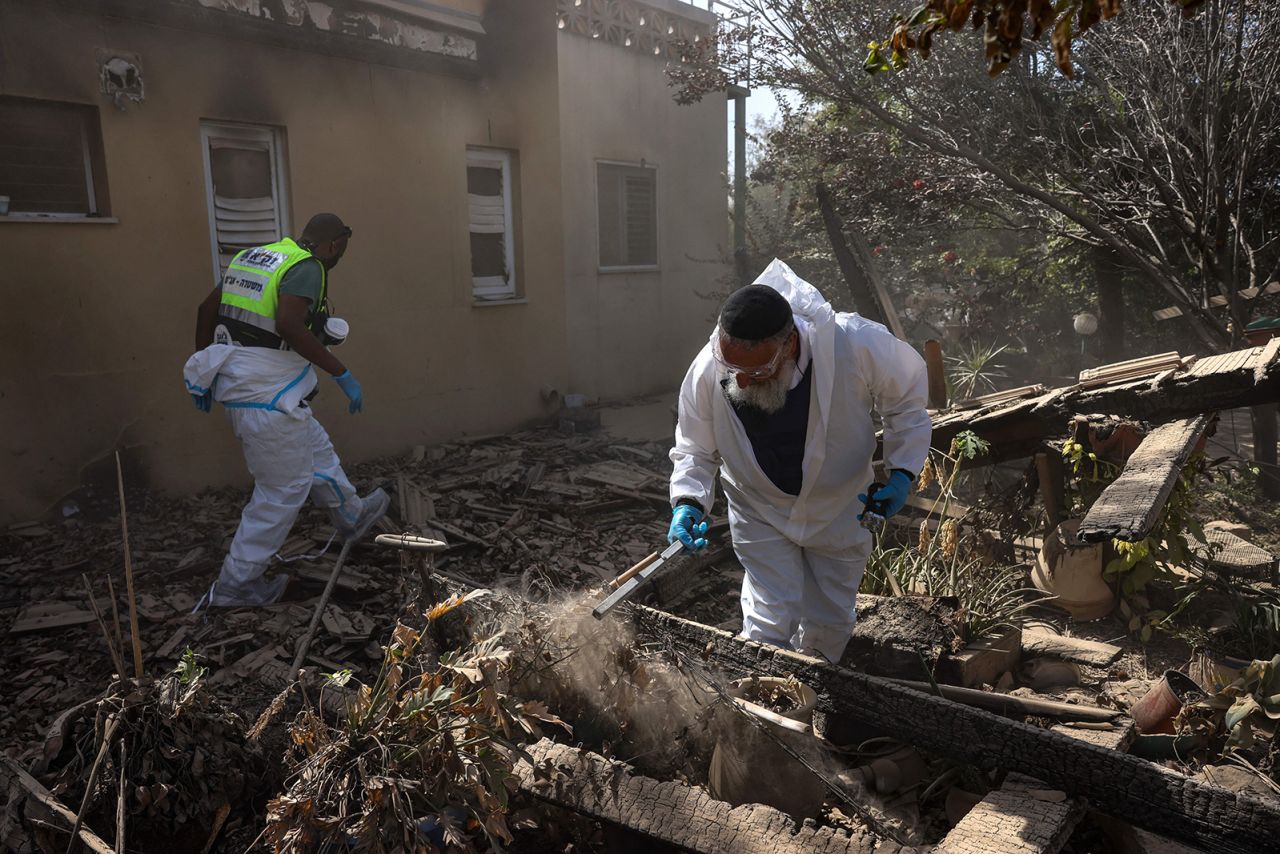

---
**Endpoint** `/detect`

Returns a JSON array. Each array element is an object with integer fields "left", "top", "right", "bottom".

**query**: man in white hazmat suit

[
  {"left": 184, "top": 213, "right": 389, "bottom": 607},
  {"left": 668, "top": 260, "right": 931, "bottom": 662}
]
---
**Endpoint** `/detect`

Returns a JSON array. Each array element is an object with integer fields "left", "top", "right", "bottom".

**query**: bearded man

[{"left": 667, "top": 260, "right": 932, "bottom": 662}]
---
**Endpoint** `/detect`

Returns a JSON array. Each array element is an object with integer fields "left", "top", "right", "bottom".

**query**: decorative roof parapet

[
  {"left": 556, "top": 0, "right": 713, "bottom": 61},
  {"left": 192, "top": 0, "right": 478, "bottom": 60}
]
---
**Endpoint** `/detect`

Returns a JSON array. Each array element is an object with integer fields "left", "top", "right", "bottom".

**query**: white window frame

[
  {"left": 466, "top": 147, "right": 517, "bottom": 301},
  {"left": 596, "top": 159, "right": 659, "bottom": 273},
  {"left": 199, "top": 121, "right": 290, "bottom": 284}
]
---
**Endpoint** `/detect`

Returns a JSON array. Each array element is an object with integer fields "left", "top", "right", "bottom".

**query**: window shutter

[
  {"left": 624, "top": 175, "right": 656, "bottom": 266},
  {"left": 207, "top": 137, "right": 281, "bottom": 269},
  {"left": 597, "top": 170, "right": 623, "bottom": 267},
  {"left": 597, "top": 162, "right": 657, "bottom": 269},
  {"left": 467, "top": 150, "right": 516, "bottom": 299}
]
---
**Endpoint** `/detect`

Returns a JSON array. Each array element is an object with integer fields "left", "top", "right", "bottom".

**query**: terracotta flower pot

[
  {"left": 1129, "top": 670, "right": 1205, "bottom": 734},
  {"left": 1031, "top": 519, "right": 1115, "bottom": 621}
]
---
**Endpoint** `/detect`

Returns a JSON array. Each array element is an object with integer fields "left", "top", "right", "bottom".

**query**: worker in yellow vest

[{"left": 184, "top": 213, "right": 388, "bottom": 608}]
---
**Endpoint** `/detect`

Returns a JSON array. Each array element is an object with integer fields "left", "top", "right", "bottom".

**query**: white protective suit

[
  {"left": 669, "top": 260, "right": 932, "bottom": 661},
  {"left": 184, "top": 344, "right": 371, "bottom": 606}
]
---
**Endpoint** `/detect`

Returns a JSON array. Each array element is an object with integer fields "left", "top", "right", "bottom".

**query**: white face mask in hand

[{"left": 323, "top": 317, "right": 349, "bottom": 346}]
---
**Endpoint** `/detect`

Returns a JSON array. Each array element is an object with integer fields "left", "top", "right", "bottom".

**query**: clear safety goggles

[{"left": 712, "top": 332, "right": 792, "bottom": 380}]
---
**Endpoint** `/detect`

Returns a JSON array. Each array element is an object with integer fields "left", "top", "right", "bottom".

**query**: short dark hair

[
  {"left": 300, "top": 213, "right": 350, "bottom": 246},
  {"left": 718, "top": 285, "right": 792, "bottom": 341}
]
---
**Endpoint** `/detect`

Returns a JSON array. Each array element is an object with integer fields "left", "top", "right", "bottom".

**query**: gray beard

[{"left": 724, "top": 357, "right": 797, "bottom": 414}]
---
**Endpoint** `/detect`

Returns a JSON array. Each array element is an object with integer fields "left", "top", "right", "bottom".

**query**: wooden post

[
  {"left": 730, "top": 84, "right": 750, "bottom": 289},
  {"left": 114, "top": 453, "right": 145, "bottom": 679},
  {"left": 1253, "top": 402, "right": 1280, "bottom": 499},
  {"left": 1035, "top": 451, "right": 1067, "bottom": 531},
  {"left": 289, "top": 540, "right": 355, "bottom": 681},
  {"left": 924, "top": 339, "right": 948, "bottom": 410}
]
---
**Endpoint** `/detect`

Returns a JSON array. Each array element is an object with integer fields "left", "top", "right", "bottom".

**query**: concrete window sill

[
  {"left": 472, "top": 297, "right": 528, "bottom": 308},
  {"left": 0, "top": 215, "right": 119, "bottom": 224},
  {"left": 599, "top": 266, "right": 660, "bottom": 274}
]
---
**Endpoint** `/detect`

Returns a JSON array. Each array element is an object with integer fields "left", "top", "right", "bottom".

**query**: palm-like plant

[{"left": 946, "top": 341, "right": 1009, "bottom": 400}]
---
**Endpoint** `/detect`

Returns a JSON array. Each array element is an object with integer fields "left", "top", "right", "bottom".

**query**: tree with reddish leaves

[{"left": 671, "top": 0, "right": 1280, "bottom": 355}]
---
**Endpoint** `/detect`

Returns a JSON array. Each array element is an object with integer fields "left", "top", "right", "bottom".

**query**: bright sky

[{"left": 727, "top": 86, "right": 781, "bottom": 171}]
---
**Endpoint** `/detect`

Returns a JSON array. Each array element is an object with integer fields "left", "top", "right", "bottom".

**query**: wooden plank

[
  {"left": 513, "top": 739, "right": 877, "bottom": 854},
  {"left": 155, "top": 623, "right": 192, "bottom": 659},
  {"left": 0, "top": 757, "right": 115, "bottom": 854},
  {"left": 925, "top": 339, "right": 948, "bottom": 410},
  {"left": 629, "top": 605, "right": 1280, "bottom": 853},
  {"left": 1021, "top": 629, "right": 1123, "bottom": 667},
  {"left": 1255, "top": 336, "right": 1280, "bottom": 384},
  {"left": 918, "top": 343, "right": 1280, "bottom": 467},
  {"left": 937, "top": 627, "right": 1021, "bottom": 689},
  {"left": 7, "top": 600, "right": 107, "bottom": 634},
  {"left": 1152, "top": 281, "right": 1280, "bottom": 320},
  {"left": 903, "top": 492, "right": 972, "bottom": 519},
  {"left": 1078, "top": 353, "right": 1181, "bottom": 385},
  {"left": 1077, "top": 415, "right": 1212, "bottom": 543},
  {"left": 936, "top": 772, "right": 1086, "bottom": 854},
  {"left": 953, "top": 385, "right": 1047, "bottom": 410},
  {"left": 1051, "top": 720, "right": 1137, "bottom": 752}
]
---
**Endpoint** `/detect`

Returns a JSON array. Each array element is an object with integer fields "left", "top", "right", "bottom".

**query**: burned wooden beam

[
  {"left": 0, "top": 757, "right": 115, "bottom": 854},
  {"left": 628, "top": 605, "right": 1280, "bottom": 854},
  {"left": 936, "top": 773, "right": 1086, "bottom": 854},
  {"left": 1076, "top": 415, "right": 1213, "bottom": 543},
  {"left": 513, "top": 739, "right": 877, "bottom": 854},
  {"left": 916, "top": 343, "right": 1280, "bottom": 466}
]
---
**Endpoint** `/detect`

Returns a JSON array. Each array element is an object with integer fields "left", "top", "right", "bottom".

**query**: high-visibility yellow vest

[{"left": 217, "top": 238, "right": 327, "bottom": 347}]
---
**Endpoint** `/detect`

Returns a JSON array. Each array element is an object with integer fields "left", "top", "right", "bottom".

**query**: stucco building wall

[
  {"left": 0, "top": 0, "right": 725, "bottom": 523},
  {"left": 555, "top": 6, "right": 727, "bottom": 402}
]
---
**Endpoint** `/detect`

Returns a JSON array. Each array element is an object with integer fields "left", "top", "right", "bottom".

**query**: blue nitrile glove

[
  {"left": 668, "top": 504, "right": 709, "bottom": 551},
  {"left": 333, "top": 370, "right": 363, "bottom": 414},
  {"left": 857, "top": 470, "right": 913, "bottom": 521},
  {"left": 191, "top": 390, "right": 212, "bottom": 413}
]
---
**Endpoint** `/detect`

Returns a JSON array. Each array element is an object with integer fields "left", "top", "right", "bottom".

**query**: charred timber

[
  {"left": 919, "top": 343, "right": 1280, "bottom": 466},
  {"left": 629, "top": 604, "right": 1280, "bottom": 854},
  {"left": 513, "top": 739, "right": 878, "bottom": 854},
  {"left": 1076, "top": 415, "right": 1212, "bottom": 543}
]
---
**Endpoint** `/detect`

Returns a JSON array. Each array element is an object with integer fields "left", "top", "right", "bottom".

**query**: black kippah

[{"left": 718, "top": 285, "right": 792, "bottom": 340}]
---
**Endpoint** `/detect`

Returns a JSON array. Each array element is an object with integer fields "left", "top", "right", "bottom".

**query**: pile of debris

[{"left": 4, "top": 335, "right": 1280, "bottom": 852}]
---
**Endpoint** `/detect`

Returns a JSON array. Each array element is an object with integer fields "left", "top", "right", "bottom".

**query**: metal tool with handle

[
  {"left": 592, "top": 540, "right": 686, "bottom": 620},
  {"left": 859, "top": 481, "right": 891, "bottom": 534}
]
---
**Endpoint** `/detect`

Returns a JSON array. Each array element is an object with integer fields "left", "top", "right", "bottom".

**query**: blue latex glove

[
  {"left": 668, "top": 504, "right": 709, "bottom": 551},
  {"left": 333, "top": 370, "right": 363, "bottom": 414},
  {"left": 191, "top": 390, "right": 212, "bottom": 413},
  {"left": 857, "top": 470, "right": 913, "bottom": 521}
]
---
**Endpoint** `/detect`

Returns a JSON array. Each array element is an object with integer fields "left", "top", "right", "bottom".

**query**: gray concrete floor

[{"left": 599, "top": 392, "right": 678, "bottom": 444}]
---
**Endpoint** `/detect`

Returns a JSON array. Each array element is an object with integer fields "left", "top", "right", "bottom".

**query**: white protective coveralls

[
  {"left": 669, "top": 260, "right": 932, "bottom": 661},
  {"left": 184, "top": 344, "right": 372, "bottom": 606}
]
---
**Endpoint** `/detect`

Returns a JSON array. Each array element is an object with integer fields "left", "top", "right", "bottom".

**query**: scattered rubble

[{"left": 2, "top": 358, "right": 1280, "bottom": 852}]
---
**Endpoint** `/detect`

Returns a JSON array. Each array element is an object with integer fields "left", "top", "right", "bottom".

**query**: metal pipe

[{"left": 728, "top": 83, "right": 750, "bottom": 286}]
